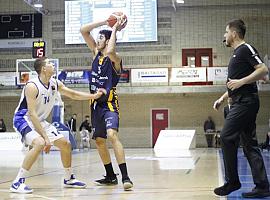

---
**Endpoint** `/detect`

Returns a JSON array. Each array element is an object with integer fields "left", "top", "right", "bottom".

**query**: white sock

[
  {"left": 64, "top": 167, "right": 72, "bottom": 180},
  {"left": 14, "top": 167, "right": 29, "bottom": 182}
]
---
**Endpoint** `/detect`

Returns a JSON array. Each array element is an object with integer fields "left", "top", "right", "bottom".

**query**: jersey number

[
  {"left": 51, "top": 131, "right": 58, "bottom": 136},
  {"left": 43, "top": 96, "right": 50, "bottom": 104}
]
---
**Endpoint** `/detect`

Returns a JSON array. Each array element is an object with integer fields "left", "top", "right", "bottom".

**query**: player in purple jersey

[{"left": 80, "top": 17, "right": 133, "bottom": 191}]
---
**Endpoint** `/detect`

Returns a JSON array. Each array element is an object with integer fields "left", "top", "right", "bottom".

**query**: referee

[{"left": 213, "top": 19, "right": 270, "bottom": 198}]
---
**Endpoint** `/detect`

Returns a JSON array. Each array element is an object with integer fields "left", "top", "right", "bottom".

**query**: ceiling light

[
  {"left": 176, "top": 0, "right": 184, "bottom": 3},
  {"left": 34, "top": 3, "right": 42, "bottom": 8},
  {"left": 34, "top": 0, "right": 43, "bottom": 8},
  {"left": 24, "top": 0, "right": 49, "bottom": 15}
]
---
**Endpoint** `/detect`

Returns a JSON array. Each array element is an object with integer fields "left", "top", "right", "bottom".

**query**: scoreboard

[
  {"left": 32, "top": 41, "right": 46, "bottom": 58},
  {"left": 0, "top": 13, "right": 42, "bottom": 39}
]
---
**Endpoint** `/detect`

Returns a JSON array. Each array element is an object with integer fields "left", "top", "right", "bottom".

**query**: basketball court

[
  {"left": 0, "top": 148, "right": 222, "bottom": 200},
  {"left": 0, "top": 1, "right": 269, "bottom": 200},
  {"left": 1, "top": 147, "right": 269, "bottom": 199}
]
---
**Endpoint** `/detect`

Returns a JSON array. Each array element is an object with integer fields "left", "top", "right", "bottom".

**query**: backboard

[{"left": 16, "top": 58, "right": 59, "bottom": 86}]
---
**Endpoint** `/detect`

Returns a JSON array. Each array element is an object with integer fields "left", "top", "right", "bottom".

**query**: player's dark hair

[
  {"left": 99, "top": 29, "right": 112, "bottom": 40},
  {"left": 34, "top": 57, "right": 48, "bottom": 75},
  {"left": 227, "top": 19, "right": 246, "bottom": 39}
]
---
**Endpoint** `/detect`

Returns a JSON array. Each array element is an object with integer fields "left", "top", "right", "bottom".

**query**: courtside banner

[
  {"left": 58, "top": 70, "right": 90, "bottom": 84},
  {"left": 0, "top": 38, "right": 36, "bottom": 48},
  {"left": 131, "top": 68, "right": 168, "bottom": 83},
  {"left": 119, "top": 69, "right": 130, "bottom": 83},
  {"left": 207, "top": 67, "right": 228, "bottom": 81},
  {"left": 170, "top": 67, "right": 206, "bottom": 82},
  {"left": 0, "top": 132, "right": 23, "bottom": 150},
  {"left": 0, "top": 72, "right": 16, "bottom": 86}
]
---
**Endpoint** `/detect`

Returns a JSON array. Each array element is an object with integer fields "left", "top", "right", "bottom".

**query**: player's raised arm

[
  {"left": 106, "top": 18, "right": 123, "bottom": 72},
  {"left": 80, "top": 20, "right": 108, "bottom": 56},
  {"left": 57, "top": 80, "right": 106, "bottom": 100}
]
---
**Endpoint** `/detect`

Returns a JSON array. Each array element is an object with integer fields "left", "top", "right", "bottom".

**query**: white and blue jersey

[{"left": 13, "top": 77, "right": 59, "bottom": 139}]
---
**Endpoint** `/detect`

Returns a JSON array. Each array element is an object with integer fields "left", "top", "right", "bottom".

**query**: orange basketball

[{"left": 107, "top": 12, "right": 128, "bottom": 30}]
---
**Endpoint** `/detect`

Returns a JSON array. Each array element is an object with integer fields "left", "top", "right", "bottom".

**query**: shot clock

[{"left": 32, "top": 41, "right": 46, "bottom": 58}]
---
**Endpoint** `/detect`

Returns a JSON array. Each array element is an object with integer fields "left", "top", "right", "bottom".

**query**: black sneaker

[
  {"left": 122, "top": 177, "right": 133, "bottom": 191},
  {"left": 94, "top": 175, "right": 118, "bottom": 186},
  {"left": 214, "top": 182, "right": 241, "bottom": 196},
  {"left": 242, "top": 187, "right": 270, "bottom": 198}
]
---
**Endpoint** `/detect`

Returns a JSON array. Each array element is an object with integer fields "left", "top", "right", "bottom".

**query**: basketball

[{"left": 107, "top": 12, "right": 128, "bottom": 30}]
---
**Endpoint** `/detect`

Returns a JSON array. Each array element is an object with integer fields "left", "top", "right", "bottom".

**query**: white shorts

[{"left": 24, "top": 122, "right": 64, "bottom": 146}]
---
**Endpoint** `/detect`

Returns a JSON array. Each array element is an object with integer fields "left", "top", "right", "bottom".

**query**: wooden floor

[{"left": 0, "top": 148, "right": 223, "bottom": 200}]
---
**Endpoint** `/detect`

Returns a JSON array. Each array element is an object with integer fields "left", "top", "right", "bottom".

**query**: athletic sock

[
  {"left": 104, "top": 163, "right": 115, "bottom": 178},
  {"left": 119, "top": 163, "right": 128, "bottom": 179},
  {"left": 14, "top": 167, "right": 29, "bottom": 182},
  {"left": 64, "top": 167, "right": 72, "bottom": 180}
]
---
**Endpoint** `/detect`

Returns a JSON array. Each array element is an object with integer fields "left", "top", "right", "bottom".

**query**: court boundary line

[{"left": 217, "top": 150, "right": 226, "bottom": 200}]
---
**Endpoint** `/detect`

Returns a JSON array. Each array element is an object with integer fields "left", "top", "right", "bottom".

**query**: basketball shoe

[
  {"left": 10, "top": 178, "right": 33, "bottom": 194},
  {"left": 64, "top": 174, "right": 86, "bottom": 188},
  {"left": 122, "top": 177, "right": 133, "bottom": 191},
  {"left": 94, "top": 175, "right": 118, "bottom": 186}
]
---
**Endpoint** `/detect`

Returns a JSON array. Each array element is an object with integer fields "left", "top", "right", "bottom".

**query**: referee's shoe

[{"left": 242, "top": 187, "right": 270, "bottom": 198}]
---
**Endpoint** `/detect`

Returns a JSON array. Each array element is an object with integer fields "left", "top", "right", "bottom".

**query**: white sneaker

[
  {"left": 122, "top": 177, "right": 133, "bottom": 191},
  {"left": 64, "top": 174, "right": 86, "bottom": 188},
  {"left": 10, "top": 178, "right": 33, "bottom": 194}
]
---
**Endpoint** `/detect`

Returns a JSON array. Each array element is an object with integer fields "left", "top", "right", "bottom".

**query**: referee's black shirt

[{"left": 227, "top": 43, "right": 263, "bottom": 97}]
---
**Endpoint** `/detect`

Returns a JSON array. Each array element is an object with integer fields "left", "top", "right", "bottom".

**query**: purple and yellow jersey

[{"left": 89, "top": 52, "right": 121, "bottom": 113}]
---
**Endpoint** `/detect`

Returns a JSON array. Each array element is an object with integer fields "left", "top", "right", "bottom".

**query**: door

[
  {"left": 182, "top": 48, "right": 213, "bottom": 85},
  {"left": 152, "top": 109, "right": 169, "bottom": 147}
]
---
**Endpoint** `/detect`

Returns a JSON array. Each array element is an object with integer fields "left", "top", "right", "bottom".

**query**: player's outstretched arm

[
  {"left": 57, "top": 80, "right": 106, "bottom": 100},
  {"left": 80, "top": 20, "right": 107, "bottom": 56}
]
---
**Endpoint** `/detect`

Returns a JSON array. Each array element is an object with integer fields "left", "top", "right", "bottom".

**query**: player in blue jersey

[
  {"left": 80, "top": 16, "right": 133, "bottom": 190},
  {"left": 10, "top": 57, "right": 105, "bottom": 194}
]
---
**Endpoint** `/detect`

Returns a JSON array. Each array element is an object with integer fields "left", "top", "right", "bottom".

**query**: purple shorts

[{"left": 91, "top": 103, "right": 119, "bottom": 139}]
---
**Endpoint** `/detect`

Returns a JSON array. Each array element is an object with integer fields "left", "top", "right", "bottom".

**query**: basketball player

[
  {"left": 213, "top": 19, "right": 270, "bottom": 198},
  {"left": 80, "top": 16, "right": 133, "bottom": 190},
  {"left": 10, "top": 57, "right": 106, "bottom": 194}
]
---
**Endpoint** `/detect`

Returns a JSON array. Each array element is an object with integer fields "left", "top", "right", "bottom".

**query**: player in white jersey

[{"left": 10, "top": 57, "right": 106, "bottom": 194}]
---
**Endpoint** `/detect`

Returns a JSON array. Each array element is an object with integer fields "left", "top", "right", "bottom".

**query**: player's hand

[
  {"left": 43, "top": 138, "right": 52, "bottom": 154},
  {"left": 98, "top": 88, "right": 107, "bottom": 95},
  {"left": 227, "top": 78, "right": 244, "bottom": 91},
  {"left": 93, "top": 88, "right": 107, "bottom": 99},
  {"left": 113, "top": 15, "right": 126, "bottom": 31},
  {"left": 213, "top": 98, "right": 224, "bottom": 111},
  {"left": 43, "top": 145, "right": 52, "bottom": 154}
]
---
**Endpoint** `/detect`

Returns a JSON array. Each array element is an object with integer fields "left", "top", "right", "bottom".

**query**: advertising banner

[
  {"left": 170, "top": 67, "right": 207, "bottom": 82},
  {"left": 207, "top": 67, "right": 228, "bottom": 81},
  {"left": 131, "top": 68, "right": 168, "bottom": 83}
]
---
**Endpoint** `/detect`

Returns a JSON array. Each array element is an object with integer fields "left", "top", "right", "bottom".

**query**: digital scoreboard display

[
  {"left": 65, "top": 0, "right": 157, "bottom": 44},
  {"left": 32, "top": 41, "right": 46, "bottom": 58}
]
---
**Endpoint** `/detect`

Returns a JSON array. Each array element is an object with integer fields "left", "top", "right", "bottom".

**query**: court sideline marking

[{"left": 217, "top": 150, "right": 226, "bottom": 200}]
